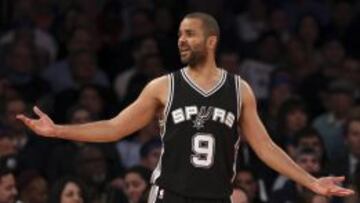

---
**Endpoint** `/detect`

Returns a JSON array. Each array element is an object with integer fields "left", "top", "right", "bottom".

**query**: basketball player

[{"left": 17, "top": 12, "right": 353, "bottom": 203}]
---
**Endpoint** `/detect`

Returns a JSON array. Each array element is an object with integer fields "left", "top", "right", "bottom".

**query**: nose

[
  {"left": 128, "top": 185, "right": 135, "bottom": 193},
  {"left": 178, "top": 36, "right": 186, "bottom": 46}
]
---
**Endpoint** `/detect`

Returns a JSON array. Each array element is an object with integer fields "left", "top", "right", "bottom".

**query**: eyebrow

[{"left": 178, "top": 29, "right": 195, "bottom": 36}]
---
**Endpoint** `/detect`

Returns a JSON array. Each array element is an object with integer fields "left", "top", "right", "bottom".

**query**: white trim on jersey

[
  {"left": 235, "top": 75, "right": 240, "bottom": 120},
  {"left": 235, "top": 75, "right": 243, "bottom": 120},
  {"left": 232, "top": 75, "right": 242, "bottom": 182},
  {"left": 180, "top": 68, "right": 227, "bottom": 97},
  {"left": 231, "top": 136, "right": 241, "bottom": 182},
  {"left": 161, "top": 74, "right": 175, "bottom": 131},
  {"left": 238, "top": 76, "right": 243, "bottom": 117},
  {"left": 151, "top": 74, "right": 174, "bottom": 184},
  {"left": 148, "top": 185, "right": 159, "bottom": 203}
]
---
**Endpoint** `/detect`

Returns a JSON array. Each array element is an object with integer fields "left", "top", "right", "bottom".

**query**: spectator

[
  {"left": 331, "top": 108, "right": 360, "bottom": 183},
  {"left": 48, "top": 176, "right": 89, "bottom": 203},
  {"left": 17, "top": 170, "right": 48, "bottom": 203},
  {"left": 275, "top": 96, "right": 309, "bottom": 152},
  {"left": 285, "top": 37, "right": 318, "bottom": 85},
  {"left": 240, "top": 32, "right": 282, "bottom": 102},
  {"left": 42, "top": 27, "right": 106, "bottom": 93},
  {"left": 0, "top": 127, "right": 17, "bottom": 158},
  {"left": 113, "top": 37, "right": 160, "bottom": 102},
  {"left": 0, "top": 157, "right": 17, "bottom": 203},
  {"left": 74, "top": 144, "right": 115, "bottom": 202},
  {"left": 120, "top": 53, "right": 166, "bottom": 107},
  {"left": 0, "top": 25, "right": 58, "bottom": 65},
  {"left": 1, "top": 41, "right": 51, "bottom": 103},
  {"left": 76, "top": 85, "right": 115, "bottom": 120},
  {"left": 139, "top": 138, "right": 161, "bottom": 171},
  {"left": 313, "top": 79, "right": 355, "bottom": 162},
  {"left": 123, "top": 166, "right": 151, "bottom": 203},
  {"left": 293, "top": 128, "right": 328, "bottom": 171},
  {"left": 268, "top": 8, "right": 290, "bottom": 43},
  {"left": 272, "top": 147, "right": 322, "bottom": 192},
  {"left": 46, "top": 105, "right": 94, "bottom": 183},
  {"left": 297, "top": 38, "right": 346, "bottom": 117},
  {"left": 260, "top": 71, "right": 293, "bottom": 133},
  {"left": 116, "top": 119, "right": 159, "bottom": 168},
  {"left": 235, "top": 0, "right": 268, "bottom": 44},
  {"left": 234, "top": 167, "right": 267, "bottom": 203},
  {"left": 231, "top": 187, "right": 249, "bottom": 203}
]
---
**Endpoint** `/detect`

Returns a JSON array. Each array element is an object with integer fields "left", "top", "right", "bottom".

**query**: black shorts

[{"left": 148, "top": 185, "right": 231, "bottom": 203}]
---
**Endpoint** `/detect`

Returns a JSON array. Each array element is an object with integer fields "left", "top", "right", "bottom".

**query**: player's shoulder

[
  {"left": 226, "top": 71, "right": 249, "bottom": 88},
  {"left": 147, "top": 74, "right": 171, "bottom": 89},
  {"left": 225, "top": 70, "right": 240, "bottom": 78},
  {"left": 143, "top": 74, "right": 173, "bottom": 103},
  {"left": 227, "top": 71, "right": 252, "bottom": 99},
  {"left": 147, "top": 69, "right": 181, "bottom": 87}
]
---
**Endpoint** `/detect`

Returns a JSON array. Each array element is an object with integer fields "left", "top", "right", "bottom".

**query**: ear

[{"left": 207, "top": 36, "right": 218, "bottom": 49}]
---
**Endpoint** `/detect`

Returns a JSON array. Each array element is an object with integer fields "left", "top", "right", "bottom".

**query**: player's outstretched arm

[
  {"left": 238, "top": 80, "right": 354, "bottom": 197},
  {"left": 16, "top": 76, "right": 167, "bottom": 142}
]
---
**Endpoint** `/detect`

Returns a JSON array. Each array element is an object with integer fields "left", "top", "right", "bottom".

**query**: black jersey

[{"left": 151, "top": 68, "right": 242, "bottom": 198}]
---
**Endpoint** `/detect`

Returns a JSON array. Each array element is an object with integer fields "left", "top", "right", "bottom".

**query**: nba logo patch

[{"left": 158, "top": 189, "right": 165, "bottom": 199}]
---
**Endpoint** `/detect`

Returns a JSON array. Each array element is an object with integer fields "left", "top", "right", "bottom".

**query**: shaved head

[{"left": 184, "top": 12, "right": 220, "bottom": 39}]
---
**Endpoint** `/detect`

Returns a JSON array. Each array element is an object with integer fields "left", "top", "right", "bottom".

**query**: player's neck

[
  {"left": 185, "top": 66, "right": 221, "bottom": 85},
  {"left": 186, "top": 58, "right": 218, "bottom": 77},
  {"left": 184, "top": 64, "right": 223, "bottom": 92}
]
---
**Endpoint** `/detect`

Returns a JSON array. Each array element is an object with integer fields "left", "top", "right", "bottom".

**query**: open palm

[
  {"left": 16, "top": 106, "right": 57, "bottom": 137},
  {"left": 311, "top": 176, "right": 354, "bottom": 197}
]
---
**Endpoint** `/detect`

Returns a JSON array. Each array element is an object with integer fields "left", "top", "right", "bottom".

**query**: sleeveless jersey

[{"left": 151, "top": 68, "right": 242, "bottom": 198}]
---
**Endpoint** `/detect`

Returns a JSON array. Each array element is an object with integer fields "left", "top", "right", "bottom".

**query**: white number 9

[{"left": 191, "top": 133, "right": 215, "bottom": 168}]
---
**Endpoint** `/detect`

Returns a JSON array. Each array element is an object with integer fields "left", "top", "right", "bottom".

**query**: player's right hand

[{"left": 16, "top": 106, "right": 57, "bottom": 137}]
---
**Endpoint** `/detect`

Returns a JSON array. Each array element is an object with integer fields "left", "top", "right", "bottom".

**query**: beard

[{"left": 179, "top": 43, "right": 207, "bottom": 66}]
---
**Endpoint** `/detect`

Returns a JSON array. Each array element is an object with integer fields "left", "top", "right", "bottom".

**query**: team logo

[{"left": 192, "top": 106, "right": 213, "bottom": 129}]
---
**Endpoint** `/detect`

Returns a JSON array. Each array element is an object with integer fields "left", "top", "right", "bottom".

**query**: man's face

[
  {"left": 143, "top": 148, "right": 161, "bottom": 170},
  {"left": 23, "top": 177, "right": 48, "bottom": 203},
  {"left": 177, "top": 18, "right": 207, "bottom": 66},
  {"left": 298, "top": 136, "right": 323, "bottom": 157},
  {"left": 77, "top": 147, "right": 107, "bottom": 184},
  {"left": 296, "top": 154, "right": 320, "bottom": 174},
  {"left": 0, "top": 174, "right": 17, "bottom": 203},
  {"left": 124, "top": 172, "right": 148, "bottom": 203},
  {"left": 286, "top": 109, "right": 307, "bottom": 132},
  {"left": 234, "top": 171, "right": 257, "bottom": 201}
]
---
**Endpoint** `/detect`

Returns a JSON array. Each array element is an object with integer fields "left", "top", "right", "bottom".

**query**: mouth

[{"left": 180, "top": 49, "right": 190, "bottom": 55}]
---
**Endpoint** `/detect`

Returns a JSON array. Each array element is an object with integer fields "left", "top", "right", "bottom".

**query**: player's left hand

[{"left": 310, "top": 176, "right": 354, "bottom": 197}]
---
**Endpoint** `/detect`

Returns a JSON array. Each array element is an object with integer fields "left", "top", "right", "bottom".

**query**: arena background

[{"left": 0, "top": 0, "right": 359, "bottom": 202}]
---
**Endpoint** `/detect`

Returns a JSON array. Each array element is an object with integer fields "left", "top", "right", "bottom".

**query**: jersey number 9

[{"left": 191, "top": 133, "right": 215, "bottom": 168}]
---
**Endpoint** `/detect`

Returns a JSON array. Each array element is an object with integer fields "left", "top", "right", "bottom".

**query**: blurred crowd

[{"left": 0, "top": 0, "right": 359, "bottom": 203}]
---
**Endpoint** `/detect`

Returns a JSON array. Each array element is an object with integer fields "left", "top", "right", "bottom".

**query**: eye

[{"left": 186, "top": 31, "right": 194, "bottom": 36}]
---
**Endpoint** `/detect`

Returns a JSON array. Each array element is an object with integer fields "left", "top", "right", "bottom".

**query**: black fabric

[{"left": 154, "top": 69, "right": 240, "bottom": 198}]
